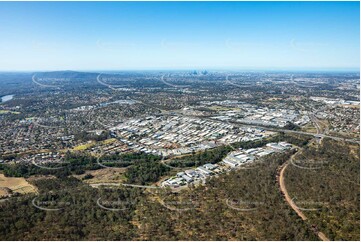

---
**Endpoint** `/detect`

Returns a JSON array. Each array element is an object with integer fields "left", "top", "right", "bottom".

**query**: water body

[{"left": 1, "top": 95, "right": 14, "bottom": 103}]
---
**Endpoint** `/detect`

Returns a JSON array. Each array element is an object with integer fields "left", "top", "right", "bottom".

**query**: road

[
  {"left": 89, "top": 182, "right": 159, "bottom": 189},
  {"left": 310, "top": 114, "right": 322, "bottom": 134},
  {"left": 278, "top": 156, "right": 330, "bottom": 241},
  {"left": 225, "top": 118, "right": 359, "bottom": 144}
]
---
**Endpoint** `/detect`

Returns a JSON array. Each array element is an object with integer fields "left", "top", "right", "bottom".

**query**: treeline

[
  {"left": 99, "top": 152, "right": 161, "bottom": 168},
  {"left": 0, "top": 153, "right": 99, "bottom": 178},
  {"left": 277, "top": 132, "right": 311, "bottom": 147},
  {"left": 284, "top": 121, "right": 301, "bottom": 131},
  {"left": 74, "top": 130, "right": 111, "bottom": 142},
  {"left": 0, "top": 152, "right": 161, "bottom": 178},
  {"left": 169, "top": 145, "right": 232, "bottom": 168},
  {"left": 125, "top": 160, "right": 171, "bottom": 185},
  {"left": 168, "top": 133, "right": 310, "bottom": 168}
]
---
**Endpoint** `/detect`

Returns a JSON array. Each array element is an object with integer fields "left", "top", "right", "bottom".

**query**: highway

[
  {"left": 208, "top": 115, "right": 359, "bottom": 144},
  {"left": 264, "top": 126, "right": 359, "bottom": 144},
  {"left": 169, "top": 111, "right": 360, "bottom": 145}
]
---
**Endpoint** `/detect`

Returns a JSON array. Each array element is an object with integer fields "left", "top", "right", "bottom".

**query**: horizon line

[{"left": 0, "top": 67, "right": 360, "bottom": 73}]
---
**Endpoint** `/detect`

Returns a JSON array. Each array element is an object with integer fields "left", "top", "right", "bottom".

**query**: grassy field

[
  {"left": 73, "top": 167, "right": 127, "bottom": 184},
  {"left": 73, "top": 141, "right": 96, "bottom": 151},
  {"left": 0, "top": 174, "right": 37, "bottom": 197},
  {"left": 72, "top": 138, "right": 118, "bottom": 151},
  {"left": 301, "top": 122, "right": 317, "bottom": 133},
  {"left": 101, "top": 138, "right": 117, "bottom": 144}
]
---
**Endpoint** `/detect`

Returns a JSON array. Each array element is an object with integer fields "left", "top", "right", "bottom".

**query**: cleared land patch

[
  {"left": 0, "top": 173, "right": 37, "bottom": 197},
  {"left": 74, "top": 167, "right": 127, "bottom": 184}
]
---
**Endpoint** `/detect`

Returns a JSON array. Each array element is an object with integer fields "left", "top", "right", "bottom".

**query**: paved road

[
  {"left": 32, "top": 74, "right": 60, "bottom": 88},
  {"left": 310, "top": 114, "right": 322, "bottom": 134}
]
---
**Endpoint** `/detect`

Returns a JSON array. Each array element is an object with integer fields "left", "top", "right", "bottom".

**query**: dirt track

[{"left": 278, "top": 160, "right": 330, "bottom": 241}]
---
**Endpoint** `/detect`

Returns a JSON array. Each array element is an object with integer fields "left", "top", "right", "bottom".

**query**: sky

[{"left": 0, "top": 1, "right": 359, "bottom": 71}]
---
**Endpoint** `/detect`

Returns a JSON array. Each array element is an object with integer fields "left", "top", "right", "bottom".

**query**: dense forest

[
  {"left": 1, "top": 151, "right": 320, "bottom": 240},
  {"left": 125, "top": 160, "right": 171, "bottom": 185},
  {"left": 285, "top": 138, "right": 360, "bottom": 240},
  {"left": 0, "top": 134, "right": 358, "bottom": 240},
  {"left": 0, "top": 152, "right": 161, "bottom": 178},
  {"left": 0, "top": 177, "right": 141, "bottom": 240}
]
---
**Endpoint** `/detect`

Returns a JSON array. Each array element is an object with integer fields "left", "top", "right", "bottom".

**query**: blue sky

[{"left": 0, "top": 1, "right": 359, "bottom": 71}]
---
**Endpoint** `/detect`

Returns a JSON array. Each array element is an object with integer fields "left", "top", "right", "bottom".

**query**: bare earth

[
  {"left": 74, "top": 167, "right": 127, "bottom": 184},
  {"left": 0, "top": 173, "right": 37, "bottom": 197}
]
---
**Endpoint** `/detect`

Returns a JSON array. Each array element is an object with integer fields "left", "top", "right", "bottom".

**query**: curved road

[{"left": 278, "top": 160, "right": 330, "bottom": 241}]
